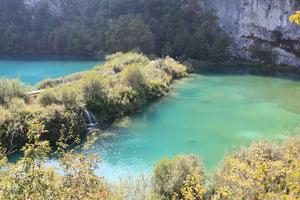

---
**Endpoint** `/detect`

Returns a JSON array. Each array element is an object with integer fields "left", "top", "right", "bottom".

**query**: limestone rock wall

[{"left": 203, "top": 0, "right": 300, "bottom": 66}]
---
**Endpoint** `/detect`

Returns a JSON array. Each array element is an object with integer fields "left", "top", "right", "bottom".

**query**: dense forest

[{"left": 0, "top": 0, "right": 229, "bottom": 61}]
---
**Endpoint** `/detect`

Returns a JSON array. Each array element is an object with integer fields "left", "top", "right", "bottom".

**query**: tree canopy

[{"left": 0, "top": 0, "right": 228, "bottom": 61}]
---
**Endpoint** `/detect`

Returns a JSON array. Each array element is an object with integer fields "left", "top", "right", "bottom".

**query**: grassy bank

[{"left": 0, "top": 52, "right": 188, "bottom": 152}]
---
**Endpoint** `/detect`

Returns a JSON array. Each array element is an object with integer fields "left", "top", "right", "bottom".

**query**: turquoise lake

[
  {"left": 2, "top": 58, "right": 300, "bottom": 181},
  {"left": 0, "top": 56, "right": 100, "bottom": 84},
  {"left": 88, "top": 74, "right": 300, "bottom": 181}
]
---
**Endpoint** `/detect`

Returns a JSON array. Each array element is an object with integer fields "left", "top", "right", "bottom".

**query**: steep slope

[{"left": 203, "top": 0, "right": 300, "bottom": 67}]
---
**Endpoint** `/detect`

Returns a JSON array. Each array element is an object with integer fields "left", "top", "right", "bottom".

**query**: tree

[
  {"left": 0, "top": 0, "right": 228, "bottom": 61},
  {"left": 105, "top": 14, "right": 155, "bottom": 54}
]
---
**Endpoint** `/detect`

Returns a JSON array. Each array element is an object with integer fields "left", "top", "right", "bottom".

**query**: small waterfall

[{"left": 84, "top": 109, "right": 98, "bottom": 130}]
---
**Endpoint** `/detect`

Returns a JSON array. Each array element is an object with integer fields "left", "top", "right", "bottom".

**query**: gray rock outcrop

[{"left": 203, "top": 0, "right": 300, "bottom": 66}]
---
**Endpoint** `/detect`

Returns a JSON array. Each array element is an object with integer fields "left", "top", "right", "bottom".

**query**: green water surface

[{"left": 90, "top": 74, "right": 300, "bottom": 181}]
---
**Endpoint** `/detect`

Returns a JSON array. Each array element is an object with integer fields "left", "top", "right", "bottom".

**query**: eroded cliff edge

[{"left": 203, "top": 0, "right": 300, "bottom": 67}]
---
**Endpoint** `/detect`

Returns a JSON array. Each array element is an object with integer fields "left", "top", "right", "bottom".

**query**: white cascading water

[{"left": 84, "top": 109, "right": 98, "bottom": 130}]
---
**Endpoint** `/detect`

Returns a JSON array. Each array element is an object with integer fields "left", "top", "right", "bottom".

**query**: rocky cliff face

[{"left": 202, "top": 0, "right": 300, "bottom": 67}]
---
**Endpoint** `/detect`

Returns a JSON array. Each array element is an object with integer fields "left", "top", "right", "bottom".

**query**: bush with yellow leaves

[
  {"left": 153, "top": 155, "right": 205, "bottom": 200},
  {"left": 208, "top": 138, "right": 300, "bottom": 200},
  {"left": 290, "top": 11, "right": 300, "bottom": 25},
  {"left": 0, "top": 120, "right": 110, "bottom": 200}
]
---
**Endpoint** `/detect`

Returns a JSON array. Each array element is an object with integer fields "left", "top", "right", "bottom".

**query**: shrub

[
  {"left": 121, "top": 64, "right": 145, "bottom": 89},
  {"left": 108, "top": 85, "right": 142, "bottom": 117},
  {"left": 38, "top": 89, "right": 59, "bottom": 106},
  {"left": 56, "top": 86, "right": 82, "bottom": 108},
  {"left": 81, "top": 72, "right": 106, "bottom": 101},
  {"left": 145, "top": 80, "right": 170, "bottom": 99},
  {"left": 80, "top": 72, "right": 110, "bottom": 119},
  {"left": 208, "top": 142, "right": 291, "bottom": 199},
  {"left": 37, "top": 78, "right": 62, "bottom": 89},
  {"left": 0, "top": 78, "right": 28, "bottom": 106},
  {"left": 95, "top": 52, "right": 150, "bottom": 72},
  {"left": 37, "top": 73, "right": 84, "bottom": 90},
  {"left": 162, "top": 57, "right": 188, "bottom": 79},
  {"left": 37, "top": 105, "right": 87, "bottom": 147},
  {"left": 7, "top": 98, "right": 26, "bottom": 111},
  {"left": 38, "top": 86, "right": 81, "bottom": 108},
  {"left": 60, "top": 153, "right": 110, "bottom": 200},
  {"left": 143, "top": 60, "right": 171, "bottom": 83},
  {"left": 0, "top": 109, "right": 33, "bottom": 150},
  {"left": 152, "top": 155, "right": 205, "bottom": 200},
  {"left": 0, "top": 104, "right": 86, "bottom": 151},
  {"left": 111, "top": 175, "right": 155, "bottom": 200}
]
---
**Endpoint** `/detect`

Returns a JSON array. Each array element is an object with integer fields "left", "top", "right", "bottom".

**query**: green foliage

[
  {"left": 38, "top": 86, "right": 81, "bottom": 108},
  {"left": 38, "top": 89, "right": 60, "bottom": 106},
  {"left": 0, "top": 78, "right": 28, "bottom": 106},
  {"left": 80, "top": 72, "right": 111, "bottom": 119},
  {"left": 0, "top": 52, "right": 187, "bottom": 151},
  {"left": 95, "top": 52, "right": 150, "bottom": 72},
  {"left": 57, "top": 86, "right": 82, "bottom": 108},
  {"left": 0, "top": 121, "right": 110, "bottom": 200},
  {"left": 37, "top": 78, "right": 63, "bottom": 90},
  {"left": 37, "top": 73, "right": 84, "bottom": 90},
  {"left": 83, "top": 52, "right": 187, "bottom": 120},
  {"left": 0, "top": 0, "right": 228, "bottom": 61},
  {"left": 59, "top": 153, "right": 110, "bottom": 199},
  {"left": 208, "top": 141, "right": 300, "bottom": 199},
  {"left": 37, "top": 105, "right": 86, "bottom": 147},
  {"left": 0, "top": 120, "right": 60, "bottom": 200},
  {"left": 153, "top": 155, "right": 205, "bottom": 200},
  {"left": 145, "top": 80, "right": 170, "bottom": 99},
  {"left": 121, "top": 64, "right": 145, "bottom": 88},
  {"left": 105, "top": 14, "right": 155, "bottom": 54},
  {"left": 81, "top": 72, "right": 106, "bottom": 102},
  {"left": 0, "top": 104, "right": 86, "bottom": 151},
  {"left": 0, "top": 108, "right": 32, "bottom": 150},
  {"left": 208, "top": 36, "right": 230, "bottom": 62},
  {"left": 162, "top": 57, "right": 189, "bottom": 78},
  {"left": 6, "top": 98, "right": 26, "bottom": 111},
  {"left": 249, "top": 42, "right": 277, "bottom": 64}
]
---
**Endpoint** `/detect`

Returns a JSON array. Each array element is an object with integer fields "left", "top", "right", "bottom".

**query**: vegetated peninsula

[{"left": 0, "top": 52, "right": 188, "bottom": 151}]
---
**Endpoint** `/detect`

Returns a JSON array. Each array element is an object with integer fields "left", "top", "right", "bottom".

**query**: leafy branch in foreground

[
  {"left": 290, "top": 11, "right": 300, "bottom": 25},
  {"left": 0, "top": 120, "right": 110, "bottom": 200}
]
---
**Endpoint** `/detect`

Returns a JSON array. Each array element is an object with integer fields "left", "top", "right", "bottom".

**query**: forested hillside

[{"left": 0, "top": 0, "right": 228, "bottom": 61}]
